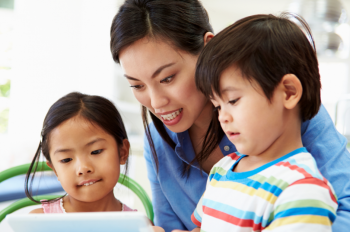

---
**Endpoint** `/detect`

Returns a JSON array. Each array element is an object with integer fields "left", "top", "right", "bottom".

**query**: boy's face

[{"left": 211, "top": 65, "right": 285, "bottom": 156}]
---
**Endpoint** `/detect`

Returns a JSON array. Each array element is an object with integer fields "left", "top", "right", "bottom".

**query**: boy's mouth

[{"left": 227, "top": 131, "right": 240, "bottom": 140}]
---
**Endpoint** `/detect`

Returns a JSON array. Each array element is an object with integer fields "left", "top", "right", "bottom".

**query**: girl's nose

[
  {"left": 150, "top": 89, "right": 169, "bottom": 110},
  {"left": 76, "top": 159, "right": 94, "bottom": 176}
]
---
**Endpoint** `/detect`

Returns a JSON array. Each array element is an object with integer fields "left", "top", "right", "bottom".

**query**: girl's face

[
  {"left": 47, "top": 116, "right": 129, "bottom": 203},
  {"left": 119, "top": 37, "right": 210, "bottom": 133}
]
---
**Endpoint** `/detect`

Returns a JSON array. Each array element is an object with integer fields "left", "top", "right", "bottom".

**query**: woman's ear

[
  {"left": 280, "top": 74, "right": 303, "bottom": 110},
  {"left": 203, "top": 32, "right": 214, "bottom": 46},
  {"left": 119, "top": 139, "right": 130, "bottom": 165},
  {"left": 46, "top": 161, "right": 59, "bottom": 180}
]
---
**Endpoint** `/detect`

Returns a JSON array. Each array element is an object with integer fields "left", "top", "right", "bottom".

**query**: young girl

[{"left": 24, "top": 92, "right": 164, "bottom": 232}]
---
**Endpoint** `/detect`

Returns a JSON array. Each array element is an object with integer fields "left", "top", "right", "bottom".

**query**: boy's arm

[
  {"left": 172, "top": 228, "right": 200, "bottom": 232},
  {"left": 301, "top": 104, "right": 350, "bottom": 230},
  {"left": 263, "top": 177, "right": 337, "bottom": 231}
]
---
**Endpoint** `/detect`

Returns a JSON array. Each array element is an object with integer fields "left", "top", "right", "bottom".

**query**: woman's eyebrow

[
  {"left": 124, "top": 62, "right": 175, "bottom": 81},
  {"left": 151, "top": 62, "right": 175, "bottom": 78}
]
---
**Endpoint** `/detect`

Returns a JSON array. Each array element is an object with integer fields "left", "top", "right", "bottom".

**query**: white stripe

[
  {"left": 274, "top": 184, "right": 337, "bottom": 210},
  {"left": 264, "top": 222, "right": 331, "bottom": 232},
  {"left": 204, "top": 185, "right": 273, "bottom": 219},
  {"left": 201, "top": 214, "right": 256, "bottom": 232}
]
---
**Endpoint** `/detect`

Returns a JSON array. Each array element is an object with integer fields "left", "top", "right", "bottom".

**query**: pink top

[{"left": 41, "top": 199, "right": 137, "bottom": 213}]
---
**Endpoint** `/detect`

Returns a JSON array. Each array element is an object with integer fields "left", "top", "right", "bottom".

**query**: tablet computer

[{"left": 6, "top": 212, "right": 153, "bottom": 232}]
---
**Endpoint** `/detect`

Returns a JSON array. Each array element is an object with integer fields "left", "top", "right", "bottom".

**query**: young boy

[{"left": 181, "top": 13, "right": 337, "bottom": 231}]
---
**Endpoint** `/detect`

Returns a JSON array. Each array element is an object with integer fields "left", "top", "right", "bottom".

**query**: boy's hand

[
  {"left": 153, "top": 226, "right": 165, "bottom": 232},
  {"left": 172, "top": 228, "right": 200, "bottom": 232}
]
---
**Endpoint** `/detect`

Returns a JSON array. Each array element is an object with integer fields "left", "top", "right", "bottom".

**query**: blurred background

[{"left": 1, "top": 0, "right": 350, "bottom": 222}]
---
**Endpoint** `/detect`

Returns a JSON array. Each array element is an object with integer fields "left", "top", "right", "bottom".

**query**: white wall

[{"left": 7, "top": 0, "right": 122, "bottom": 167}]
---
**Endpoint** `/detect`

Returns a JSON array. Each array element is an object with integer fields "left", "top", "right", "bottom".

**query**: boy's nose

[{"left": 218, "top": 108, "right": 233, "bottom": 124}]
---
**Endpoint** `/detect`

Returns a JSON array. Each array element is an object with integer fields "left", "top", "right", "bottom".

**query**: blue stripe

[
  {"left": 202, "top": 198, "right": 269, "bottom": 226},
  {"left": 210, "top": 173, "right": 283, "bottom": 197},
  {"left": 285, "top": 156, "right": 323, "bottom": 180},
  {"left": 194, "top": 208, "right": 202, "bottom": 223},
  {"left": 226, "top": 147, "right": 308, "bottom": 179},
  {"left": 274, "top": 207, "right": 336, "bottom": 222}
]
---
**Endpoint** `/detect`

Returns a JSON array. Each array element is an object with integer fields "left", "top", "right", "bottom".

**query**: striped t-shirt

[{"left": 191, "top": 147, "right": 337, "bottom": 232}]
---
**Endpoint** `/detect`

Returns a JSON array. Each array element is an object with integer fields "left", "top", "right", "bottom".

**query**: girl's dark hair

[
  {"left": 196, "top": 13, "right": 321, "bottom": 121},
  {"left": 110, "top": 0, "right": 221, "bottom": 175},
  {"left": 25, "top": 92, "right": 129, "bottom": 203}
]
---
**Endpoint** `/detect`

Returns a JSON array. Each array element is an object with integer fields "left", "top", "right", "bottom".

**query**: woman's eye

[
  {"left": 60, "top": 158, "right": 72, "bottom": 163},
  {"left": 228, "top": 98, "right": 240, "bottom": 105},
  {"left": 160, "top": 75, "right": 174, "bottom": 84},
  {"left": 91, "top": 149, "right": 103, "bottom": 155},
  {"left": 130, "top": 85, "right": 144, "bottom": 90}
]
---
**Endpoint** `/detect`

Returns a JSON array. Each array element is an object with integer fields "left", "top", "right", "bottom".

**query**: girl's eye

[
  {"left": 91, "top": 149, "right": 103, "bottom": 155},
  {"left": 60, "top": 158, "right": 72, "bottom": 163},
  {"left": 130, "top": 85, "right": 144, "bottom": 90},
  {"left": 229, "top": 98, "right": 240, "bottom": 105},
  {"left": 160, "top": 75, "right": 175, "bottom": 84}
]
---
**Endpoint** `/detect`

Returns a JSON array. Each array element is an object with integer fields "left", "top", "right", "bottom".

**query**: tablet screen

[{"left": 6, "top": 212, "right": 153, "bottom": 232}]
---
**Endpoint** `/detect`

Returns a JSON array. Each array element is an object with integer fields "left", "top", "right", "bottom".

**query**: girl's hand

[
  {"left": 153, "top": 226, "right": 165, "bottom": 232},
  {"left": 172, "top": 228, "right": 200, "bottom": 232}
]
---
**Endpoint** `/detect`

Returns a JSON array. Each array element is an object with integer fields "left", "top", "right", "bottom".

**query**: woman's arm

[
  {"left": 301, "top": 104, "right": 350, "bottom": 231},
  {"left": 144, "top": 136, "right": 187, "bottom": 232}
]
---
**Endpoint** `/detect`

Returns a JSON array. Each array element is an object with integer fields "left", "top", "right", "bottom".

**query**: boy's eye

[
  {"left": 130, "top": 84, "right": 144, "bottom": 90},
  {"left": 160, "top": 75, "right": 175, "bottom": 84},
  {"left": 213, "top": 105, "right": 221, "bottom": 112},
  {"left": 228, "top": 98, "right": 240, "bottom": 105},
  {"left": 91, "top": 149, "right": 103, "bottom": 155},
  {"left": 60, "top": 158, "right": 72, "bottom": 163}
]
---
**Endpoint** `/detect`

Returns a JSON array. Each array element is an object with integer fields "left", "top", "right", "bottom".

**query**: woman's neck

[
  {"left": 188, "top": 100, "right": 213, "bottom": 153},
  {"left": 63, "top": 191, "right": 122, "bottom": 212}
]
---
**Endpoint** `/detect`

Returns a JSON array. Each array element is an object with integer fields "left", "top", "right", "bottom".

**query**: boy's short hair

[{"left": 195, "top": 13, "right": 321, "bottom": 121}]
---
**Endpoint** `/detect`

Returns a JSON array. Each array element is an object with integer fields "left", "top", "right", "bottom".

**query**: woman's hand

[{"left": 153, "top": 226, "right": 165, "bottom": 232}]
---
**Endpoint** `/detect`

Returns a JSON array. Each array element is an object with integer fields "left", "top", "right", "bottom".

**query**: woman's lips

[{"left": 160, "top": 108, "right": 183, "bottom": 126}]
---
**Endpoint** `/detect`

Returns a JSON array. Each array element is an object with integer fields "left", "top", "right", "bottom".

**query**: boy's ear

[
  {"left": 46, "top": 161, "right": 58, "bottom": 179},
  {"left": 119, "top": 139, "right": 130, "bottom": 165},
  {"left": 203, "top": 32, "right": 214, "bottom": 46},
  {"left": 280, "top": 74, "right": 303, "bottom": 110}
]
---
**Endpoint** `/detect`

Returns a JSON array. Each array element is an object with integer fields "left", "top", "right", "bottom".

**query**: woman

[{"left": 110, "top": 1, "right": 350, "bottom": 231}]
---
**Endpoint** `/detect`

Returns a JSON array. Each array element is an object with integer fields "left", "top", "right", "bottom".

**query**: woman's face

[{"left": 119, "top": 37, "right": 210, "bottom": 133}]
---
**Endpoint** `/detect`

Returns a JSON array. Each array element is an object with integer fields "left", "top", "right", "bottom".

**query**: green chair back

[{"left": 0, "top": 162, "right": 154, "bottom": 223}]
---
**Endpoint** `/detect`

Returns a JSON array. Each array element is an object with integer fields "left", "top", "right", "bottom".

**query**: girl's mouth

[
  {"left": 160, "top": 108, "right": 183, "bottom": 126},
  {"left": 78, "top": 179, "right": 101, "bottom": 187}
]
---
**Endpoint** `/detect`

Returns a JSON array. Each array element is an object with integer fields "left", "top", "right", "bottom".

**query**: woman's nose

[{"left": 149, "top": 89, "right": 169, "bottom": 110}]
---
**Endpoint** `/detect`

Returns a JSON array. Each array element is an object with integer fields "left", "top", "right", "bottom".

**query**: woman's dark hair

[
  {"left": 110, "top": 0, "right": 221, "bottom": 175},
  {"left": 25, "top": 92, "right": 129, "bottom": 203},
  {"left": 196, "top": 13, "right": 321, "bottom": 121}
]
